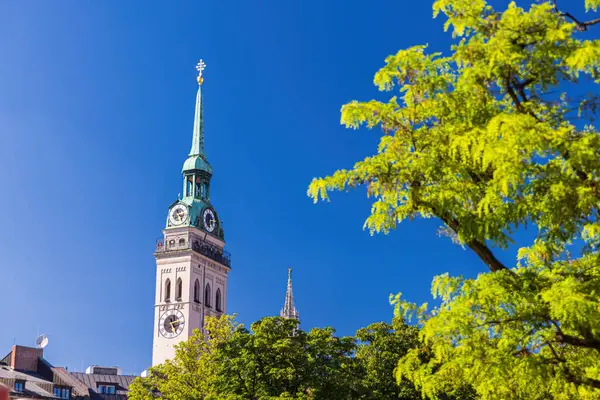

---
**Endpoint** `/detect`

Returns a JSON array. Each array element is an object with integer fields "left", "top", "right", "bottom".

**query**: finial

[{"left": 196, "top": 59, "right": 206, "bottom": 85}]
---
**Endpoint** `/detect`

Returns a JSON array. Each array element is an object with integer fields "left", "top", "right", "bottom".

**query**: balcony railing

[{"left": 155, "top": 237, "right": 231, "bottom": 267}]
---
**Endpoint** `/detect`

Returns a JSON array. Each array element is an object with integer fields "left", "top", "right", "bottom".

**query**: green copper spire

[
  {"left": 182, "top": 59, "right": 212, "bottom": 174},
  {"left": 189, "top": 78, "right": 204, "bottom": 156},
  {"left": 167, "top": 59, "right": 225, "bottom": 240}
]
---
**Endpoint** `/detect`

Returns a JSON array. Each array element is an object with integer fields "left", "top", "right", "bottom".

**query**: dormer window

[
  {"left": 98, "top": 384, "right": 116, "bottom": 395},
  {"left": 14, "top": 380, "right": 24, "bottom": 393},
  {"left": 54, "top": 386, "right": 71, "bottom": 399}
]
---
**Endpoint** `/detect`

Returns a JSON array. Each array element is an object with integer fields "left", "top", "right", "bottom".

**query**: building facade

[
  {"left": 0, "top": 345, "right": 135, "bottom": 400},
  {"left": 151, "top": 61, "right": 231, "bottom": 366}
]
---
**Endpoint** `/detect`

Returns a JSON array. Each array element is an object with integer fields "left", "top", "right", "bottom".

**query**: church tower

[{"left": 152, "top": 60, "right": 231, "bottom": 366}]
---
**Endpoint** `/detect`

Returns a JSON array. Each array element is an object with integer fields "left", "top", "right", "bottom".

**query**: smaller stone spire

[{"left": 280, "top": 268, "right": 299, "bottom": 320}]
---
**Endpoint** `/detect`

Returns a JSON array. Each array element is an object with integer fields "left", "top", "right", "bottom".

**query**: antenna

[{"left": 35, "top": 334, "right": 49, "bottom": 349}]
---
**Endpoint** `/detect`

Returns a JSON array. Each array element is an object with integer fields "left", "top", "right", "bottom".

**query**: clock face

[
  {"left": 159, "top": 310, "right": 185, "bottom": 338},
  {"left": 169, "top": 204, "right": 188, "bottom": 226},
  {"left": 203, "top": 208, "right": 216, "bottom": 232}
]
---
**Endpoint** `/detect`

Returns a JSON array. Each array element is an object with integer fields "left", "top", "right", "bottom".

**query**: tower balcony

[{"left": 155, "top": 237, "right": 231, "bottom": 267}]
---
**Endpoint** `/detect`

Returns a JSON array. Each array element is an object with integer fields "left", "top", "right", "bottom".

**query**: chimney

[{"left": 11, "top": 345, "right": 43, "bottom": 372}]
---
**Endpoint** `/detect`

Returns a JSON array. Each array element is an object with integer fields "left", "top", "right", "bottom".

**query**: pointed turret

[{"left": 280, "top": 268, "right": 299, "bottom": 320}]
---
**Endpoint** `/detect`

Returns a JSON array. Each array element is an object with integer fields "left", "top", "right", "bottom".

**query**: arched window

[
  {"left": 187, "top": 177, "right": 193, "bottom": 197},
  {"left": 194, "top": 279, "right": 200, "bottom": 303},
  {"left": 164, "top": 279, "right": 171, "bottom": 302},
  {"left": 205, "top": 283, "right": 211, "bottom": 307},
  {"left": 178, "top": 238, "right": 185, "bottom": 246},
  {"left": 216, "top": 288, "right": 222, "bottom": 312},
  {"left": 176, "top": 278, "right": 183, "bottom": 301}
]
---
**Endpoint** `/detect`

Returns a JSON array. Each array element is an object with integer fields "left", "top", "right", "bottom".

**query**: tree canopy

[
  {"left": 129, "top": 316, "right": 451, "bottom": 400},
  {"left": 308, "top": 0, "right": 600, "bottom": 398}
]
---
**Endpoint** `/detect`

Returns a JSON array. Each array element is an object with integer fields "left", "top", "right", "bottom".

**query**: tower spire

[
  {"left": 189, "top": 59, "right": 206, "bottom": 157},
  {"left": 280, "top": 268, "right": 299, "bottom": 320},
  {"left": 182, "top": 59, "right": 212, "bottom": 176}
]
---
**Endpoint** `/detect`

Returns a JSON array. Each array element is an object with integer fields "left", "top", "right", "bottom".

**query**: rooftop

[{"left": 0, "top": 344, "right": 138, "bottom": 400}]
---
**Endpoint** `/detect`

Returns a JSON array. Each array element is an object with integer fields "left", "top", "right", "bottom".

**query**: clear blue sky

[{"left": 1, "top": 0, "right": 577, "bottom": 374}]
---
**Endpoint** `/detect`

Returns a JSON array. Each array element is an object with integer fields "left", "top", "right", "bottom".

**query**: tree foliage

[
  {"left": 128, "top": 315, "right": 238, "bottom": 400},
  {"left": 308, "top": 0, "right": 600, "bottom": 398},
  {"left": 354, "top": 318, "right": 422, "bottom": 399},
  {"left": 129, "top": 316, "right": 452, "bottom": 400}
]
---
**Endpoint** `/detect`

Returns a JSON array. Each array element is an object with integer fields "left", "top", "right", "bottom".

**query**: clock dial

[
  {"left": 169, "top": 205, "right": 188, "bottom": 226},
  {"left": 159, "top": 310, "right": 185, "bottom": 338},
  {"left": 203, "top": 208, "right": 216, "bottom": 232}
]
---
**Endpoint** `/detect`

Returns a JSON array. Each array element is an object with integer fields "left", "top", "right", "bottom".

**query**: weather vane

[{"left": 196, "top": 59, "right": 206, "bottom": 85}]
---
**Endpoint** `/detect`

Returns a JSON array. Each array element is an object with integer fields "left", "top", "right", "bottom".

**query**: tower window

[
  {"left": 179, "top": 238, "right": 185, "bottom": 246},
  {"left": 216, "top": 288, "right": 222, "bottom": 312},
  {"left": 195, "top": 178, "right": 202, "bottom": 198},
  {"left": 205, "top": 283, "right": 211, "bottom": 307},
  {"left": 164, "top": 279, "right": 171, "bottom": 302},
  {"left": 176, "top": 278, "right": 183, "bottom": 301},
  {"left": 187, "top": 178, "right": 193, "bottom": 197},
  {"left": 194, "top": 279, "right": 200, "bottom": 303}
]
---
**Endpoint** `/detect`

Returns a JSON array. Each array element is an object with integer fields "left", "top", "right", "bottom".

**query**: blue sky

[{"left": 1, "top": 0, "right": 586, "bottom": 374}]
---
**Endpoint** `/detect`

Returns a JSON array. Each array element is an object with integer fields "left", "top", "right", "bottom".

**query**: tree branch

[
  {"left": 504, "top": 74, "right": 596, "bottom": 188},
  {"left": 428, "top": 202, "right": 510, "bottom": 273},
  {"left": 514, "top": 77, "right": 535, "bottom": 103},
  {"left": 554, "top": 0, "right": 600, "bottom": 31},
  {"left": 564, "top": 369, "right": 600, "bottom": 389},
  {"left": 546, "top": 341, "right": 566, "bottom": 363},
  {"left": 466, "top": 239, "right": 509, "bottom": 273},
  {"left": 505, "top": 76, "right": 523, "bottom": 112},
  {"left": 556, "top": 333, "right": 600, "bottom": 353}
]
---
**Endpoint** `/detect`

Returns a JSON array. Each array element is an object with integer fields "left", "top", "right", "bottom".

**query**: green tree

[
  {"left": 217, "top": 317, "right": 360, "bottom": 399},
  {"left": 129, "top": 316, "right": 359, "bottom": 400},
  {"left": 354, "top": 317, "right": 421, "bottom": 399},
  {"left": 354, "top": 317, "right": 474, "bottom": 400},
  {"left": 303, "top": 325, "right": 360, "bottom": 399},
  {"left": 215, "top": 317, "right": 316, "bottom": 399},
  {"left": 308, "top": 0, "right": 600, "bottom": 398},
  {"left": 128, "top": 315, "right": 240, "bottom": 400}
]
